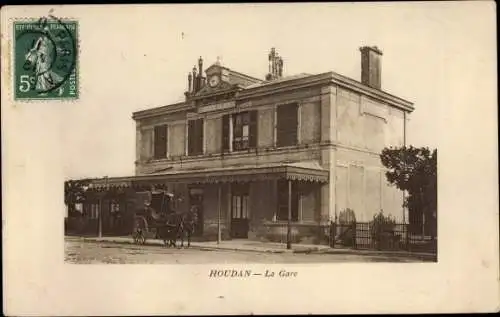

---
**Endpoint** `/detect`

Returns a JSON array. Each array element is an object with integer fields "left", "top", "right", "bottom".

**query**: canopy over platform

[{"left": 86, "top": 162, "right": 329, "bottom": 191}]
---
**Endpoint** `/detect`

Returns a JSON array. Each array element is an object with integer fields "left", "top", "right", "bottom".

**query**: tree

[
  {"left": 380, "top": 146, "right": 437, "bottom": 238},
  {"left": 64, "top": 179, "right": 91, "bottom": 217}
]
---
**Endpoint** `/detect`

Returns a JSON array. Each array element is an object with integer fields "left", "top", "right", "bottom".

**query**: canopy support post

[
  {"left": 286, "top": 179, "right": 292, "bottom": 250},
  {"left": 217, "top": 183, "right": 222, "bottom": 244}
]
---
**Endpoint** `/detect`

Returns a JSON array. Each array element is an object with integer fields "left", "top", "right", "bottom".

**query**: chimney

[
  {"left": 187, "top": 72, "right": 193, "bottom": 93},
  {"left": 266, "top": 47, "right": 284, "bottom": 81},
  {"left": 192, "top": 66, "right": 198, "bottom": 92},
  {"left": 360, "top": 46, "right": 383, "bottom": 89},
  {"left": 197, "top": 56, "right": 204, "bottom": 89},
  {"left": 277, "top": 57, "right": 283, "bottom": 77},
  {"left": 198, "top": 56, "right": 204, "bottom": 76}
]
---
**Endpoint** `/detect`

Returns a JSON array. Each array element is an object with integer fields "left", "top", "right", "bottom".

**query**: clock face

[{"left": 208, "top": 75, "right": 220, "bottom": 88}]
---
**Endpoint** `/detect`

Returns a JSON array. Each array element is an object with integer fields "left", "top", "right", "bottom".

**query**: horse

[
  {"left": 144, "top": 202, "right": 198, "bottom": 249},
  {"left": 178, "top": 207, "right": 199, "bottom": 248},
  {"left": 144, "top": 203, "right": 181, "bottom": 248},
  {"left": 156, "top": 223, "right": 179, "bottom": 248},
  {"left": 160, "top": 208, "right": 198, "bottom": 248}
]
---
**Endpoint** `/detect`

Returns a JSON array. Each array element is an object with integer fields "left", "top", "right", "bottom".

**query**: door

[
  {"left": 189, "top": 187, "right": 204, "bottom": 236},
  {"left": 231, "top": 183, "right": 250, "bottom": 238}
]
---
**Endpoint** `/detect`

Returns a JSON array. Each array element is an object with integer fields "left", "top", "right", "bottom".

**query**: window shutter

[
  {"left": 154, "top": 125, "right": 168, "bottom": 159},
  {"left": 188, "top": 119, "right": 204, "bottom": 156},
  {"left": 277, "top": 103, "right": 298, "bottom": 147},
  {"left": 188, "top": 120, "right": 195, "bottom": 155},
  {"left": 249, "top": 110, "right": 258, "bottom": 148},
  {"left": 290, "top": 103, "right": 298, "bottom": 145},
  {"left": 197, "top": 119, "right": 204, "bottom": 155},
  {"left": 222, "top": 114, "right": 230, "bottom": 152},
  {"left": 141, "top": 129, "right": 153, "bottom": 160}
]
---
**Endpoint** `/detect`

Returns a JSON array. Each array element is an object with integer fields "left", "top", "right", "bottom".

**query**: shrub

[
  {"left": 369, "top": 210, "right": 398, "bottom": 250},
  {"left": 338, "top": 208, "right": 356, "bottom": 224},
  {"left": 337, "top": 208, "right": 357, "bottom": 247}
]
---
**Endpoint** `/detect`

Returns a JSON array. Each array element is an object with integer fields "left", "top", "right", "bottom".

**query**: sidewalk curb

[
  {"left": 81, "top": 237, "right": 296, "bottom": 254},
  {"left": 308, "top": 249, "right": 437, "bottom": 261},
  {"left": 192, "top": 245, "right": 293, "bottom": 254},
  {"left": 78, "top": 237, "right": 435, "bottom": 260}
]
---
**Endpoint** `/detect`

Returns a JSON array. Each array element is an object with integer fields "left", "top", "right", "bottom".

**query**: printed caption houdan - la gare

[{"left": 209, "top": 269, "right": 298, "bottom": 278}]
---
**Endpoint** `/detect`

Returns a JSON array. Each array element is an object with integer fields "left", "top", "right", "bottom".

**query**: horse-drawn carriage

[{"left": 131, "top": 189, "right": 197, "bottom": 248}]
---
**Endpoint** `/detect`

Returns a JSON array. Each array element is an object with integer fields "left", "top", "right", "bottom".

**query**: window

[
  {"left": 222, "top": 111, "right": 257, "bottom": 152},
  {"left": 153, "top": 125, "right": 168, "bottom": 159},
  {"left": 110, "top": 202, "right": 120, "bottom": 214},
  {"left": 231, "top": 183, "right": 250, "bottom": 219},
  {"left": 188, "top": 119, "right": 204, "bottom": 156},
  {"left": 75, "top": 203, "right": 83, "bottom": 214},
  {"left": 276, "top": 103, "right": 298, "bottom": 147},
  {"left": 233, "top": 112, "right": 249, "bottom": 151},
  {"left": 276, "top": 180, "right": 299, "bottom": 221},
  {"left": 88, "top": 203, "right": 99, "bottom": 219}
]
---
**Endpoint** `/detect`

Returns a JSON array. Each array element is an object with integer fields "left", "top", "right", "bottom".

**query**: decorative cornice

[
  {"left": 132, "top": 69, "right": 414, "bottom": 121},
  {"left": 132, "top": 102, "right": 193, "bottom": 121},
  {"left": 237, "top": 72, "right": 414, "bottom": 112}
]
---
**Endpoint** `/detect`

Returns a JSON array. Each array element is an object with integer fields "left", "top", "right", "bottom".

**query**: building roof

[
  {"left": 244, "top": 73, "right": 312, "bottom": 89},
  {"left": 132, "top": 61, "right": 415, "bottom": 120}
]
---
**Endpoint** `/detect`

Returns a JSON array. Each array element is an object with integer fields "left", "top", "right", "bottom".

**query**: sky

[{"left": 46, "top": 3, "right": 495, "bottom": 179}]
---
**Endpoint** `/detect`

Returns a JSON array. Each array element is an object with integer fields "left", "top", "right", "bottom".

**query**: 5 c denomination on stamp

[{"left": 13, "top": 15, "right": 78, "bottom": 100}]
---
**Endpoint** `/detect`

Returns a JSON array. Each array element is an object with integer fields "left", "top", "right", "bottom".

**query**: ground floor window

[
  {"left": 277, "top": 180, "right": 299, "bottom": 221},
  {"left": 88, "top": 203, "right": 99, "bottom": 219},
  {"left": 110, "top": 202, "right": 120, "bottom": 213},
  {"left": 232, "top": 183, "right": 250, "bottom": 219}
]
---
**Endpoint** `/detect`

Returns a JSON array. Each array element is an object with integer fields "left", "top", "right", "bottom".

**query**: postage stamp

[{"left": 13, "top": 15, "right": 78, "bottom": 100}]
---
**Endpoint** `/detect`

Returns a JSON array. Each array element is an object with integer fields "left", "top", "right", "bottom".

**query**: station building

[{"left": 70, "top": 46, "right": 414, "bottom": 244}]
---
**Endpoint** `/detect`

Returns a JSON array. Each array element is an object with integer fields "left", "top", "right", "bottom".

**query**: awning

[{"left": 87, "top": 161, "right": 329, "bottom": 190}]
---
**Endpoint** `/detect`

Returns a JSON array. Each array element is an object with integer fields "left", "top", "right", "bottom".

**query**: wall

[
  {"left": 169, "top": 123, "right": 186, "bottom": 157},
  {"left": 335, "top": 162, "right": 403, "bottom": 222},
  {"left": 300, "top": 101, "right": 321, "bottom": 144},
  {"left": 138, "top": 146, "right": 322, "bottom": 174},
  {"left": 334, "top": 87, "right": 406, "bottom": 223},
  {"left": 201, "top": 184, "right": 230, "bottom": 240},
  {"left": 257, "top": 108, "right": 274, "bottom": 148},
  {"left": 205, "top": 117, "right": 222, "bottom": 155},
  {"left": 336, "top": 88, "right": 405, "bottom": 153}
]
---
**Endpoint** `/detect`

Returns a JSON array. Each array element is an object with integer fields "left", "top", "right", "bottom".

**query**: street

[{"left": 65, "top": 237, "right": 423, "bottom": 264}]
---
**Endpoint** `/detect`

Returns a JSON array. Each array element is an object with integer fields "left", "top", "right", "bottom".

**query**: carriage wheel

[{"left": 133, "top": 216, "right": 148, "bottom": 245}]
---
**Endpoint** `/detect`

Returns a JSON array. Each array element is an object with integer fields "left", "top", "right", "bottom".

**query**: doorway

[
  {"left": 231, "top": 183, "right": 250, "bottom": 238},
  {"left": 188, "top": 187, "right": 204, "bottom": 236}
]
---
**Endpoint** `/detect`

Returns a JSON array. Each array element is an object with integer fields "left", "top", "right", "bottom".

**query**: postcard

[{"left": 1, "top": 3, "right": 498, "bottom": 315}]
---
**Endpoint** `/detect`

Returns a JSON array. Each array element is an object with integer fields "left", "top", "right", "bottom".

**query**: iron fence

[
  {"left": 330, "top": 221, "right": 437, "bottom": 254},
  {"left": 264, "top": 222, "right": 437, "bottom": 255}
]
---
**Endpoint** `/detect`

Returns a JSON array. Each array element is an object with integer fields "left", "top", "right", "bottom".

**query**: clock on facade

[{"left": 208, "top": 75, "right": 220, "bottom": 88}]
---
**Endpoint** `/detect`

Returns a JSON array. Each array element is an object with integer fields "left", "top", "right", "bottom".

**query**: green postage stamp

[{"left": 13, "top": 15, "right": 78, "bottom": 100}]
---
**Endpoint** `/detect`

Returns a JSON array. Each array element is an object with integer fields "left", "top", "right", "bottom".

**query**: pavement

[{"left": 79, "top": 236, "right": 437, "bottom": 261}]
